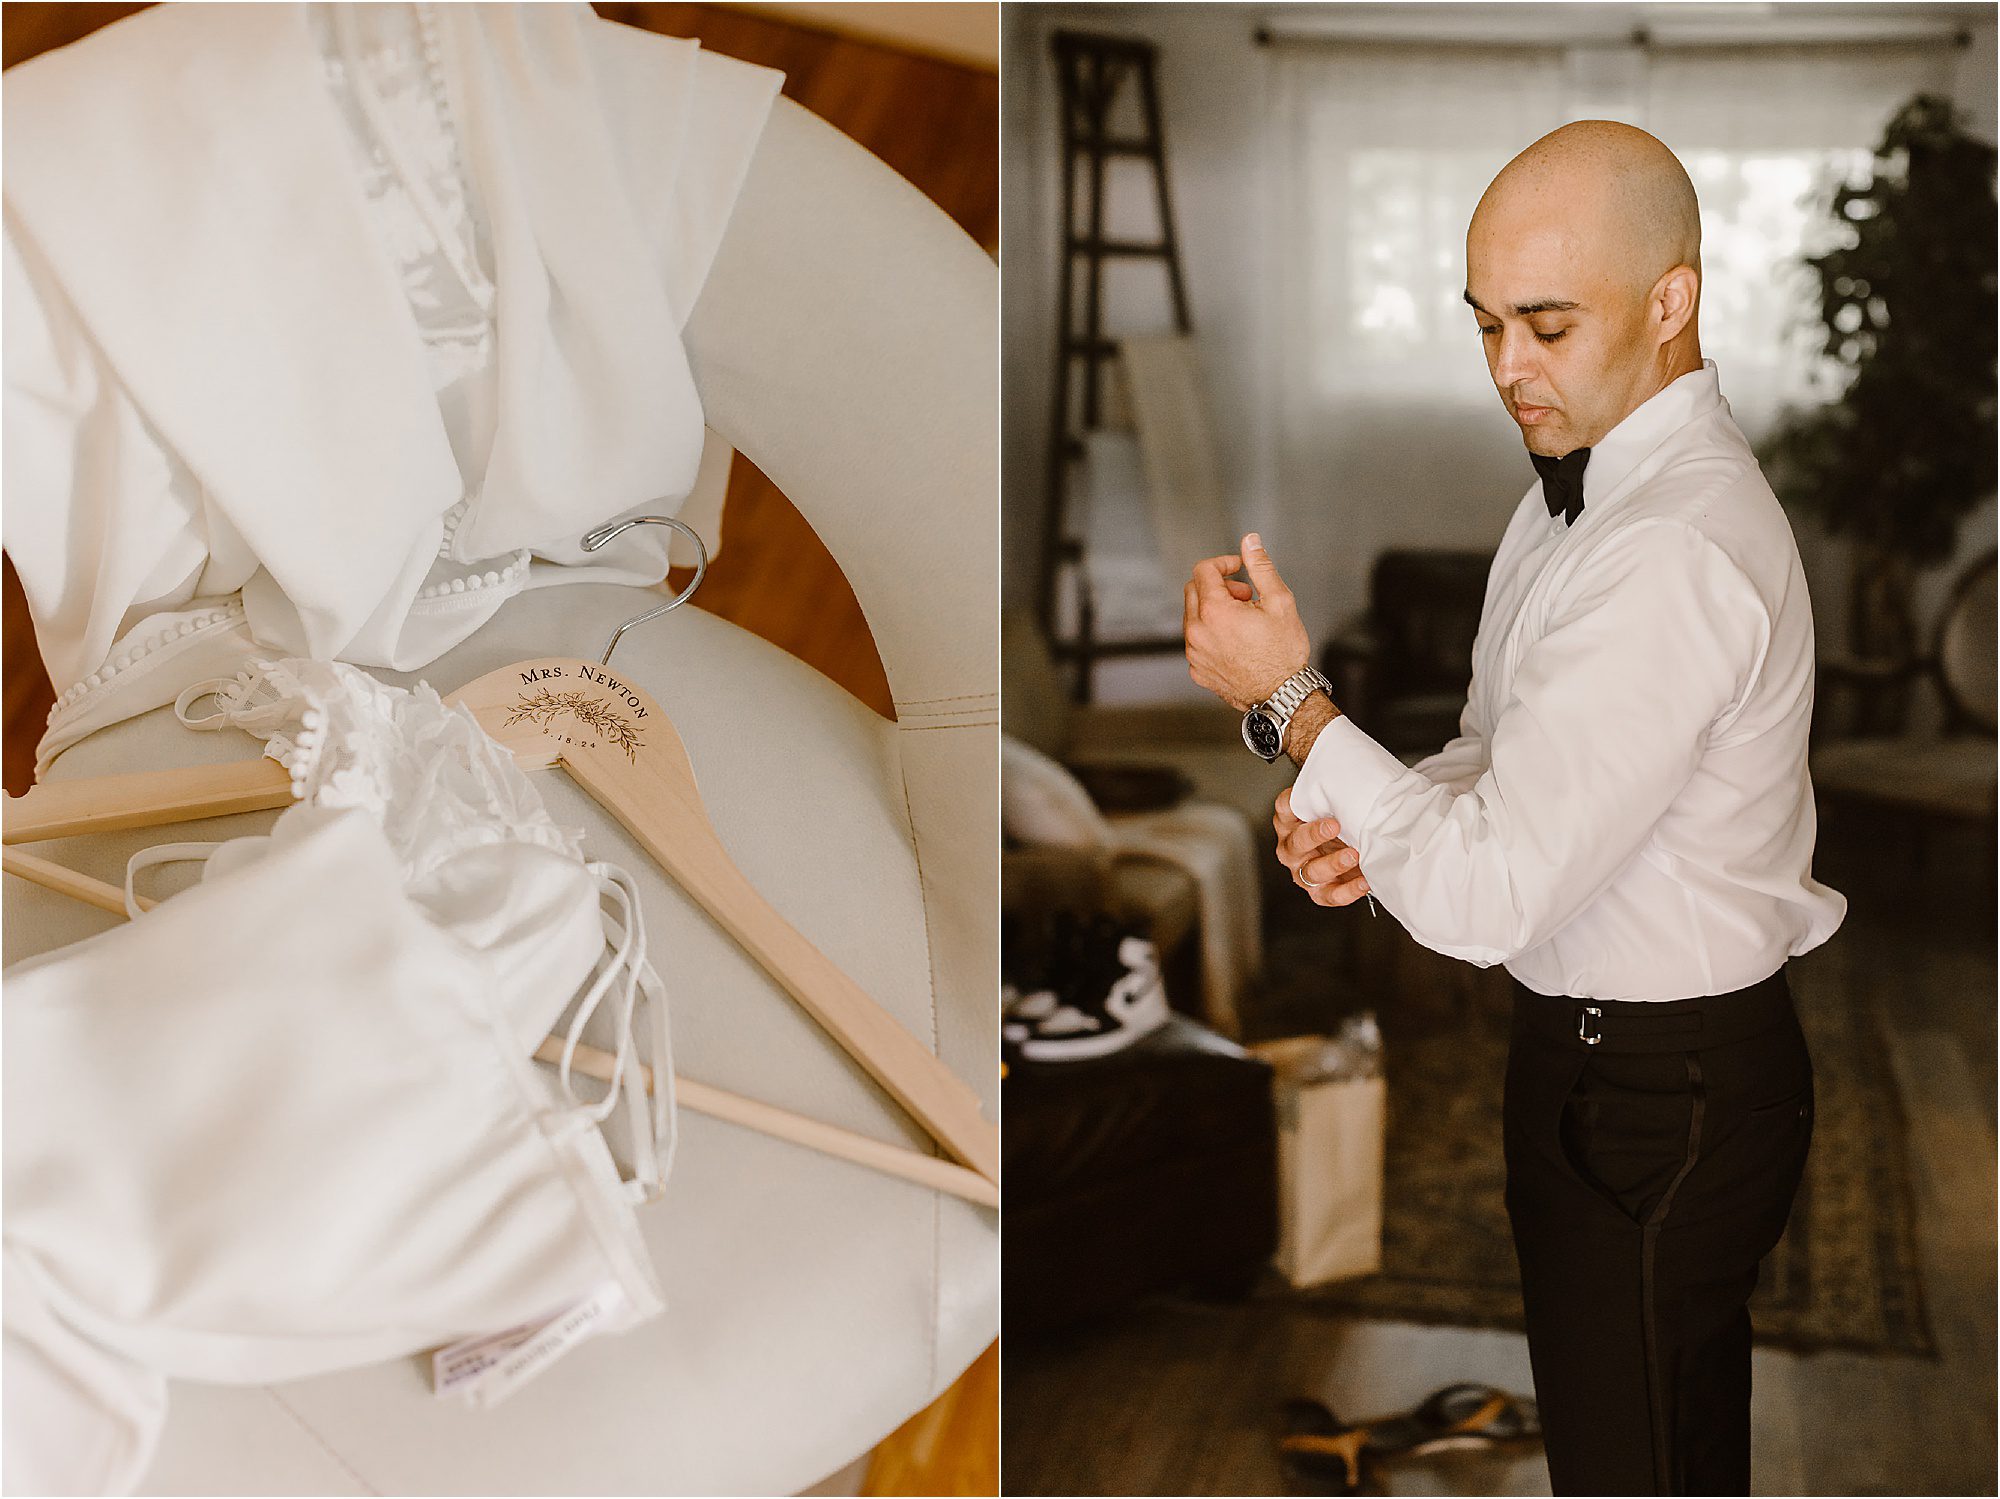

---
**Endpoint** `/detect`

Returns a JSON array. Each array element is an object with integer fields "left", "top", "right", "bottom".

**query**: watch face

[{"left": 1243, "top": 709, "right": 1284, "bottom": 760}]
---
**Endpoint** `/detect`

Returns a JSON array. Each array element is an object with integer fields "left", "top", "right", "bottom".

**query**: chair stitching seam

[
  {"left": 898, "top": 761, "right": 943, "bottom": 1394},
  {"left": 263, "top": 1385, "right": 381, "bottom": 1496}
]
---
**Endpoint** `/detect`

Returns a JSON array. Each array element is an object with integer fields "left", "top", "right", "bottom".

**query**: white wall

[{"left": 1002, "top": 1, "right": 1999, "bottom": 699}]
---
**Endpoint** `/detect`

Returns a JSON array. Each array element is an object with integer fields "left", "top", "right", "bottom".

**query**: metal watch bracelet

[{"left": 1266, "top": 666, "right": 1333, "bottom": 746}]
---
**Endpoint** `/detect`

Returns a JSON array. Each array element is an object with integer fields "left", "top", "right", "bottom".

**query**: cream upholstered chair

[
  {"left": 2, "top": 87, "right": 996, "bottom": 1499},
  {"left": 1811, "top": 549, "right": 1997, "bottom": 863}
]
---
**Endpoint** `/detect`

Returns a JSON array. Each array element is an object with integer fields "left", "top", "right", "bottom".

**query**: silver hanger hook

[{"left": 580, "top": 515, "right": 709, "bottom": 666}]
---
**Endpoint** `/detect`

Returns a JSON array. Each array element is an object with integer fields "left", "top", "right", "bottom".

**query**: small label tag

[
  {"left": 432, "top": 1322, "right": 541, "bottom": 1397},
  {"left": 437, "top": 1281, "right": 628, "bottom": 1408}
]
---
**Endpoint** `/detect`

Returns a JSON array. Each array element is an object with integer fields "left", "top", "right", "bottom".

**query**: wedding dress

[
  {"left": 3, "top": 8, "right": 748, "bottom": 1484},
  {"left": 4, "top": 1, "right": 778, "bottom": 772},
  {"left": 3, "top": 4, "right": 998, "bottom": 1492}
]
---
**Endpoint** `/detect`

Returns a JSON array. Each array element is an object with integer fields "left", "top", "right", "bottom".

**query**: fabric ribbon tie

[{"left": 1531, "top": 446, "right": 1591, "bottom": 526}]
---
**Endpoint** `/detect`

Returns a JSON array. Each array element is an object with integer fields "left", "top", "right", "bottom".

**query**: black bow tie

[{"left": 1531, "top": 447, "right": 1591, "bottom": 526}]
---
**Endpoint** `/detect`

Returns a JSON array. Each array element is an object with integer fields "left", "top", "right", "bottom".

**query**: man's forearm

[{"left": 1284, "top": 690, "right": 1340, "bottom": 768}]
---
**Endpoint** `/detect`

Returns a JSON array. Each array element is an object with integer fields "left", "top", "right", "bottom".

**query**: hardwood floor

[
  {"left": 1001, "top": 816, "right": 1998, "bottom": 1497},
  {"left": 868, "top": 1341, "right": 1002, "bottom": 1497},
  {"left": 2, "top": 552, "right": 48, "bottom": 794},
  {"left": 0, "top": 6, "right": 998, "bottom": 1496}
]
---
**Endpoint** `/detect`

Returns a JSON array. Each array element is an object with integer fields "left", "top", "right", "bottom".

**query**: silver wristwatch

[{"left": 1242, "top": 666, "right": 1333, "bottom": 762}]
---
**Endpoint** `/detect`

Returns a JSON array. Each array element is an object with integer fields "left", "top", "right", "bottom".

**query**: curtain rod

[{"left": 1253, "top": 21, "right": 1975, "bottom": 50}]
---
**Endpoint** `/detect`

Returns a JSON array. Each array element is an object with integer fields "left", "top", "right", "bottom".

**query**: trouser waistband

[{"left": 1509, "top": 964, "right": 1794, "bottom": 1054}]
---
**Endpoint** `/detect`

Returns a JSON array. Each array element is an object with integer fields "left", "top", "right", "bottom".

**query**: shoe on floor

[{"left": 1016, "top": 934, "right": 1169, "bottom": 1061}]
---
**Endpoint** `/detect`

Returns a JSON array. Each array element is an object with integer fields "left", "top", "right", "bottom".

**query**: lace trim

[
  {"left": 58, "top": 10, "right": 522, "bottom": 729},
  {"left": 50, "top": 601, "right": 246, "bottom": 717},
  {"left": 415, "top": 549, "right": 532, "bottom": 603},
  {"left": 45, "top": 545, "right": 530, "bottom": 730},
  {"left": 173, "top": 657, "right": 584, "bottom": 878},
  {"left": 311, "top": 3, "right": 502, "bottom": 570},
  {"left": 413, "top": 1, "right": 482, "bottom": 276},
  {"left": 311, "top": 1, "right": 495, "bottom": 374},
  {"left": 164, "top": 657, "right": 678, "bottom": 1206},
  {"left": 437, "top": 493, "right": 472, "bottom": 559}
]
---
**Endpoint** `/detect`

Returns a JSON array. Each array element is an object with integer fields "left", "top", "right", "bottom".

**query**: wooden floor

[
  {"left": 0, "top": 6, "right": 998, "bottom": 1496},
  {"left": 1002, "top": 815, "right": 1998, "bottom": 1497}
]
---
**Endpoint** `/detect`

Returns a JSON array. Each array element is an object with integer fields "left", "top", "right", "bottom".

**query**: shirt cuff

[{"left": 1289, "top": 712, "right": 1417, "bottom": 851}]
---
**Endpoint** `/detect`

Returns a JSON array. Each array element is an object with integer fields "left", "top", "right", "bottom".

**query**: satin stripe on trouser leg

[{"left": 1501, "top": 966, "right": 1814, "bottom": 1496}]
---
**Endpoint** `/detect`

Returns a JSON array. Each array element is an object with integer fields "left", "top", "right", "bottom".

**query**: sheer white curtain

[
  {"left": 1272, "top": 45, "right": 1566, "bottom": 628},
  {"left": 1270, "top": 36, "right": 1958, "bottom": 632},
  {"left": 1646, "top": 45, "right": 1957, "bottom": 434}
]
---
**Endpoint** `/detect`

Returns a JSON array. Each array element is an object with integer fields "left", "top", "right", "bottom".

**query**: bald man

[{"left": 1184, "top": 122, "right": 1845, "bottom": 1495}]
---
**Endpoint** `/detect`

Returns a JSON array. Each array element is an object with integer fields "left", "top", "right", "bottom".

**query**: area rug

[{"left": 1287, "top": 939, "right": 1936, "bottom": 1357}]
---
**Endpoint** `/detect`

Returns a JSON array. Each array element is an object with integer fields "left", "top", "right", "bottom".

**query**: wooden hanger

[
  {"left": 0, "top": 847, "right": 994, "bottom": 1208},
  {"left": 4, "top": 519, "right": 999, "bottom": 1191}
]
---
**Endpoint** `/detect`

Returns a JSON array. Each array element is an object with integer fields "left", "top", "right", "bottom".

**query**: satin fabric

[
  {"left": 4, "top": 807, "right": 666, "bottom": 1494},
  {"left": 2, "top": 1256, "right": 166, "bottom": 1498},
  {"left": 3, "top": 4, "right": 999, "bottom": 1485},
  {"left": 2, "top": 2, "right": 779, "bottom": 770}
]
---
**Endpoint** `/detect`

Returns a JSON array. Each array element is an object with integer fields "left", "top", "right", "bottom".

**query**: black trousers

[{"left": 1502, "top": 965, "right": 1814, "bottom": 1496}]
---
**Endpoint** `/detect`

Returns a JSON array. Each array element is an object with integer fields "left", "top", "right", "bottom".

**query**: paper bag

[{"left": 1252, "top": 1035, "right": 1386, "bottom": 1288}]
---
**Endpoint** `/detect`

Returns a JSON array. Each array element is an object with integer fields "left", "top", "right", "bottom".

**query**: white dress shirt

[{"left": 1291, "top": 359, "right": 1847, "bottom": 1001}]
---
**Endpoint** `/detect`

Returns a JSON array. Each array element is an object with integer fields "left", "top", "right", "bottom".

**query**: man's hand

[
  {"left": 1274, "top": 787, "right": 1372, "bottom": 908},
  {"left": 1183, "top": 533, "right": 1312, "bottom": 712}
]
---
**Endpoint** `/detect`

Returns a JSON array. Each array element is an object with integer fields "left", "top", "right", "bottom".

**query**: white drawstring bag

[{"left": 4, "top": 660, "right": 679, "bottom": 1494}]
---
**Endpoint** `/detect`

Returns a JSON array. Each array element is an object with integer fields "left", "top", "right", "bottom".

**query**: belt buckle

[{"left": 1577, "top": 1005, "right": 1604, "bottom": 1046}]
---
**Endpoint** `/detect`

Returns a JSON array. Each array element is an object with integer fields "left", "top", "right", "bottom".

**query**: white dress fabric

[
  {"left": 3, "top": 1, "right": 780, "bottom": 771},
  {"left": 4, "top": 5, "right": 999, "bottom": 1491},
  {"left": 7, "top": 584, "right": 995, "bottom": 1498},
  {"left": 1291, "top": 360, "right": 1847, "bottom": 1000},
  {"left": 6, "top": 660, "right": 679, "bottom": 1496},
  {"left": 2, "top": 5, "right": 765, "bottom": 1491}
]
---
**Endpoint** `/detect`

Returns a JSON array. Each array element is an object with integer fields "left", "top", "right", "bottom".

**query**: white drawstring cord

[
  {"left": 635, "top": 943, "right": 678, "bottom": 1199},
  {"left": 555, "top": 872, "right": 643, "bottom": 1126},
  {"left": 173, "top": 673, "right": 251, "bottom": 730},
  {"left": 549, "top": 863, "right": 679, "bottom": 1204},
  {"left": 595, "top": 881, "right": 657, "bottom": 1198},
  {"left": 173, "top": 666, "right": 296, "bottom": 734},
  {"left": 588, "top": 879, "right": 644, "bottom": 1136},
  {"left": 122, "top": 842, "right": 226, "bottom": 919},
  {"left": 593, "top": 865, "right": 677, "bottom": 1203},
  {"left": 617, "top": 869, "right": 679, "bottom": 1201}
]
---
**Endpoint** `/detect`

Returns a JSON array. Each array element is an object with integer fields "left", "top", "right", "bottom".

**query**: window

[{"left": 1268, "top": 33, "right": 1960, "bottom": 620}]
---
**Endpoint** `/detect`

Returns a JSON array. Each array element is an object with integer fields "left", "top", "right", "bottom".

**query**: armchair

[
  {"left": 1318, "top": 549, "right": 1492, "bottom": 759},
  {"left": 1003, "top": 613, "right": 1271, "bottom": 1035},
  {"left": 1811, "top": 549, "right": 1997, "bottom": 865}
]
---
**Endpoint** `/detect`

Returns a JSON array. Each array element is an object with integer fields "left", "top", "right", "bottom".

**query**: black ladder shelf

[{"left": 1039, "top": 30, "right": 1192, "bottom": 703}]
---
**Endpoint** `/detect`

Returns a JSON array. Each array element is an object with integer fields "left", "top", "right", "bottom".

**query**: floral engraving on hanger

[{"left": 506, "top": 689, "right": 645, "bottom": 761}]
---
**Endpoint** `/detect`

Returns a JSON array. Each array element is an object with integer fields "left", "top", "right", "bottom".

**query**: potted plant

[{"left": 1763, "top": 93, "right": 1997, "bottom": 691}]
